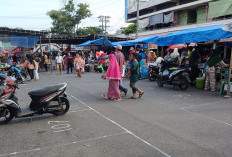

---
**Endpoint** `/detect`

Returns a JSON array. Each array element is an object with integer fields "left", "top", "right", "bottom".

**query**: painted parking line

[
  {"left": 180, "top": 101, "right": 222, "bottom": 110},
  {"left": 68, "top": 109, "right": 92, "bottom": 113},
  {"left": 182, "top": 108, "right": 232, "bottom": 127},
  {"left": 154, "top": 98, "right": 232, "bottom": 128},
  {"left": 67, "top": 93, "right": 171, "bottom": 157},
  {"left": 0, "top": 132, "right": 127, "bottom": 157}
]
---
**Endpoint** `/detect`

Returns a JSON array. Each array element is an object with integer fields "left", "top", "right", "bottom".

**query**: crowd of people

[
  {"left": 40, "top": 51, "right": 86, "bottom": 78},
  {"left": 3, "top": 41, "right": 229, "bottom": 101},
  {"left": 7, "top": 53, "right": 40, "bottom": 82},
  {"left": 3, "top": 45, "right": 145, "bottom": 100}
]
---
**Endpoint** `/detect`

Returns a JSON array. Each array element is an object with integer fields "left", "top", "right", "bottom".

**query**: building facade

[{"left": 125, "top": 0, "right": 232, "bottom": 38}]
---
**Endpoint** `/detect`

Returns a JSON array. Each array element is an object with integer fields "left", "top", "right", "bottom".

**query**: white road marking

[
  {"left": 0, "top": 132, "right": 127, "bottom": 157},
  {"left": 158, "top": 99, "right": 232, "bottom": 128},
  {"left": 67, "top": 93, "right": 171, "bottom": 157},
  {"left": 48, "top": 121, "right": 69, "bottom": 125},
  {"left": 180, "top": 101, "right": 222, "bottom": 110},
  {"left": 53, "top": 128, "right": 73, "bottom": 133},
  {"left": 182, "top": 108, "right": 232, "bottom": 127},
  {"left": 48, "top": 121, "right": 72, "bottom": 133},
  {"left": 69, "top": 109, "right": 92, "bottom": 113}
]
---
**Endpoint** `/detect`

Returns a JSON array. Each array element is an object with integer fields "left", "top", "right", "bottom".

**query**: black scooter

[
  {"left": 0, "top": 78, "right": 70, "bottom": 124},
  {"left": 157, "top": 60, "right": 191, "bottom": 90},
  {"left": 148, "top": 65, "right": 159, "bottom": 81}
]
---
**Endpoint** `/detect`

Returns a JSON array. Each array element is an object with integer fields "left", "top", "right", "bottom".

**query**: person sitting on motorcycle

[
  {"left": 148, "top": 50, "right": 157, "bottom": 62},
  {"left": 181, "top": 48, "right": 190, "bottom": 67},
  {"left": 169, "top": 48, "right": 181, "bottom": 67}
]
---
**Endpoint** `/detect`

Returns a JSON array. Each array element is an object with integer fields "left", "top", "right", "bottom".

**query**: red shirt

[
  {"left": 115, "top": 51, "right": 124, "bottom": 74},
  {"left": 129, "top": 50, "right": 135, "bottom": 54}
]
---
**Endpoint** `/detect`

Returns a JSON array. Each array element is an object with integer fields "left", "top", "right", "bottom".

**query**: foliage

[
  {"left": 76, "top": 27, "right": 103, "bottom": 36},
  {"left": 47, "top": 0, "right": 91, "bottom": 37},
  {"left": 123, "top": 24, "right": 136, "bottom": 35}
]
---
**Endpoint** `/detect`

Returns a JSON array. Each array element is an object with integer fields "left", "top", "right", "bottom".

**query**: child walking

[{"left": 123, "top": 53, "right": 144, "bottom": 99}]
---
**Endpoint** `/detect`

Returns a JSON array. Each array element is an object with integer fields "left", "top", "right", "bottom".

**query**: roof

[
  {"left": 77, "top": 37, "right": 112, "bottom": 47},
  {"left": 40, "top": 35, "right": 132, "bottom": 45},
  {"left": 0, "top": 27, "right": 49, "bottom": 36},
  {"left": 155, "top": 23, "right": 232, "bottom": 46},
  {"left": 112, "top": 36, "right": 157, "bottom": 47}
]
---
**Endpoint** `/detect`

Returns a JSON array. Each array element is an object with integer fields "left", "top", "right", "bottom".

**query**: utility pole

[
  {"left": 98, "top": 16, "right": 110, "bottom": 35},
  {"left": 136, "top": 0, "right": 139, "bottom": 39},
  {"left": 98, "top": 16, "right": 104, "bottom": 31},
  {"left": 105, "top": 16, "right": 110, "bottom": 35}
]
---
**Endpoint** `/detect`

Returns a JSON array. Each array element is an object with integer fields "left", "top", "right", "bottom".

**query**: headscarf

[
  {"left": 105, "top": 54, "right": 121, "bottom": 80},
  {"left": 170, "top": 48, "right": 180, "bottom": 58}
]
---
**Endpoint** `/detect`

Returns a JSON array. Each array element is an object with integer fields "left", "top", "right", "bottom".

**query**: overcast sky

[{"left": 0, "top": 0, "right": 129, "bottom": 34}]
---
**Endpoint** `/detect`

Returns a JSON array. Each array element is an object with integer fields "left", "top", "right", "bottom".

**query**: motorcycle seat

[
  {"left": 169, "top": 67, "right": 180, "bottom": 71},
  {"left": 28, "top": 83, "right": 67, "bottom": 97}
]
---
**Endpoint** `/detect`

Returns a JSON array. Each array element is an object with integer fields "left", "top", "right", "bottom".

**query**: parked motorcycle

[
  {"left": 157, "top": 60, "right": 191, "bottom": 90},
  {"left": 0, "top": 73, "right": 11, "bottom": 86},
  {"left": 148, "top": 65, "right": 159, "bottom": 81},
  {"left": 7, "top": 65, "right": 27, "bottom": 84},
  {"left": 0, "top": 77, "right": 70, "bottom": 124},
  {"left": 84, "top": 64, "right": 91, "bottom": 72}
]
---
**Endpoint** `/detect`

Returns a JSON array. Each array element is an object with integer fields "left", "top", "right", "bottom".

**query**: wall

[
  {"left": 197, "top": 6, "right": 206, "bottom": 23},
  {"left": 178, "top": 10, "right": 188, "bottom": 26}
]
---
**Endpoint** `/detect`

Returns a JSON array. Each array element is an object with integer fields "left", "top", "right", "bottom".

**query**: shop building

[{"left": 125, "top": 0, "right": 232, "bottom": 38}]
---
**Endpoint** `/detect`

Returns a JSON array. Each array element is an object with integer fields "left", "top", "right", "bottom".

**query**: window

[
  {"left": 187, "top": 9, "right": 197, "bottom": 24},
  {"left": 179, "top": 0, "right": 197, "bottom": 5},
  {"left": 156, "top": 2, "right": 176, "bottom": 11}
]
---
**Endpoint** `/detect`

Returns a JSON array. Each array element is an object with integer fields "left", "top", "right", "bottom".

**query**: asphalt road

[{"left": 0, "top": 71, "right": 232, "bottom": 157}]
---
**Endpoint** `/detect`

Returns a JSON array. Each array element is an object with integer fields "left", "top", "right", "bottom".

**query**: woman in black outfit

[{"left": 22, "top": 54, "right": 35, "bottom": 82}]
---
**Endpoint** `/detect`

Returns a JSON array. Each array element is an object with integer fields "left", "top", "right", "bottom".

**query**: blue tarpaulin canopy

[
  {"left": 10, "top": 35, "right": 39, "bottom": 48},
  {"left": 77, "top": 37, "right": 112, "bottom": 47},
  {"left": 155, "top": 24, "right": 232, "bottom": 46},
  {"left": 112, "top": 36, "right": 157, "bottom": 47}
]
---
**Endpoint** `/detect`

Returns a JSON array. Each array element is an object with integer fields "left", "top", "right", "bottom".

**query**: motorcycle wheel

[
  {"left": 149, "top": 74, "right": 156, "bottom": 81},
  {"left": 53, "top": 97, "right": 70, "bottom": 116},
  {"left": 179, "top": 76, "right": 189, "bottom": 90},
  {"left": 21, "top": 73, "right": 27, "bottom": 80},
  {"left": 157, "top": 77, "right": 163, "bottom": 87},
  {"left": 0, "top": 106, "right": 14, "bottom": 125},
  {"left": 15, "top": 74, "right": 24, "bottom": 84}
]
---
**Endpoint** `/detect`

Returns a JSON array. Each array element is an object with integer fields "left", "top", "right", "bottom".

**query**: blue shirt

[{"left": 8, "top": 59, "right": 12, "bottom": 66}]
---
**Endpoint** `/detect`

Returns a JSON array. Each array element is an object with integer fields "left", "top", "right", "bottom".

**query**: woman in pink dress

[
  {"left": 74, "top": 53, "right": 84, "bottom": 78},
  {"left": 103, "top": 54, "right": 122, "bottom": 101}
]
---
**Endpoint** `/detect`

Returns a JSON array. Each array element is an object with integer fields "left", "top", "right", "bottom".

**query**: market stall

[
  {"left": 154, "top": 23, "right": 232, "bottom": 97},
  {"left": 77, "top": 37, "right": 112, "bottom": 73}
]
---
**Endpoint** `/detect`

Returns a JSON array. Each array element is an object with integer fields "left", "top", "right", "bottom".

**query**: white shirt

[{"left": 56, "top": 56, "right": 63, "bottom": 64}]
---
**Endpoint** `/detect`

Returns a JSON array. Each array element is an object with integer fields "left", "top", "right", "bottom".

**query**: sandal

[
  {"left": 139, "top": 92, "right": 144, "bottom": 98},
  {"left": 129, "top": 96, "right": 137, "bottom": 99},
  {"left": 114, "top": 99, "right": 122, "bottom": 101},
  {"left": 102, "top": 95, "right": 109, "bottom": 100}
]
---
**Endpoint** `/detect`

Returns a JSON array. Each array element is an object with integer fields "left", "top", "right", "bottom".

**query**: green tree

[
  {"left": 47, "top": 0, "right": 91, "bottom": 37},
  {"left": 76, "top": 27, "right": 104, "bottom": 36},
  {"left": 123, "top": 24, "right": 136, "bottom": 35}
]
